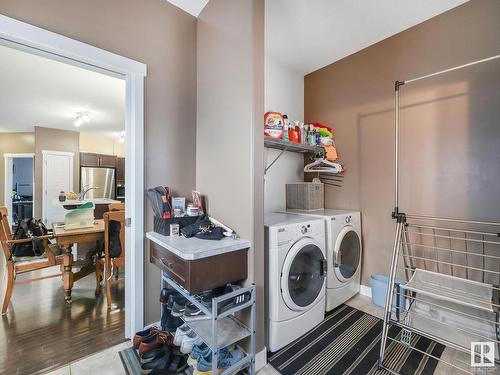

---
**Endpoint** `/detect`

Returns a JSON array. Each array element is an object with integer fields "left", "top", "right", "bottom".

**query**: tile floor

[{"left": 44, "top": 293, "right": 476, "bottom": 375}]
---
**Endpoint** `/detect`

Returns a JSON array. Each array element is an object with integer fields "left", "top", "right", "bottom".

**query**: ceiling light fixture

[
  {"left": 74, "top": 111, "right": 90, "bottom": 127},
  {"left": 119, "top": 130, "right": 125, "bottom": 144}
]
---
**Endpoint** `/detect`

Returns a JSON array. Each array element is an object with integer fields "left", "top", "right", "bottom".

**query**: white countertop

[
  {"left": 60, "top": 198, "right": 121, "bottom": 206},
  {"left": 146, "top": 231, "right": 251, "bottom": 260}
]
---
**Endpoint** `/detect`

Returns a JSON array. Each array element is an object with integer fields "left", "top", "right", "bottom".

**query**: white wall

[{"left": 264, "top": 7, "right": 305, "bottom": 214}]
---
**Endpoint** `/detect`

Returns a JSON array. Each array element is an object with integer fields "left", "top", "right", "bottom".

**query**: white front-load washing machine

[
  {"left": 264, "top": 213, "right": 326, "bottom": 352},
  {"left": 282, "top": 209, "right": 362, "bottom": 311}
]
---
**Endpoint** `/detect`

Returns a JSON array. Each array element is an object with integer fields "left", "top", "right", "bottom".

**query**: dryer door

[
  {"left": 333, "top": 226, "right": 361, "bottom": 283},
  {"left": 281, "top": 238, "right": 326, "bottom": 312}
]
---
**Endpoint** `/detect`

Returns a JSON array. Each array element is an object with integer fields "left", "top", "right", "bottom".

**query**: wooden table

[{"left": 52, "top": 220, "right": 104, "bottom": 304}]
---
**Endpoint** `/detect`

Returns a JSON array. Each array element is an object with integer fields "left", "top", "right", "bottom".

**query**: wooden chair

[
  {"left": 1, "top": 206, "right": 63, "bottom": 315},
  {"left": 95, "top": 210, "right": 125, "bottom": 309},
  {"left": 107, "top": 203, "right": 125, "bottom": 211}
]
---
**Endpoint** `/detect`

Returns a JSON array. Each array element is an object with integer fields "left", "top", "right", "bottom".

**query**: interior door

[
  {"left": 333, "top": 226, "right": 361, "bottom": 282},
  {"left": 281, "top": 238, "right": 326, "bottom": 311},
  {"left": 43, "top": 151, "right": 73, "bottom": 227}
]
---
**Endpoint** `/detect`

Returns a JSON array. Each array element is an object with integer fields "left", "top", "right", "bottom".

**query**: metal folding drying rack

[{"left": 379, "top": 54, "right": 500, "bottom": 375}]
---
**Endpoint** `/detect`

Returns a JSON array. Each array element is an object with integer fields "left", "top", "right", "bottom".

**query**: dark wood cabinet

[
  {"left": 116, "top": 157, "right": 125, "bottom": 182},
  {"left": 80, "top": 153, "right": 100, "bottom": 167},
  {"left": 99, "top": 154, "right": 117, "bottom": 168},
  {"left": 150, "top": 242, "right": 248, "bottom": 294},
  {"left": 80, "top": 152, "right": 117, "bottom": 168}
]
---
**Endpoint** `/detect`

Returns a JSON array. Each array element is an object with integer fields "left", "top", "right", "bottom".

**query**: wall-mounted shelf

[
  {"left": 264, "top": 137, "right": 323, "bottom": 154},
  {"left": 264, "top": 137, "right": 323, "bottom": 174}
]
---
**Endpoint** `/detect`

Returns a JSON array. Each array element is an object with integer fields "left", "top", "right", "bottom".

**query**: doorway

[
  {"left": 0, "top": 13, "right": 146, "bottom": 372},
  {"left": 3, "top": 153, "right": 35, "bottom": 226}
]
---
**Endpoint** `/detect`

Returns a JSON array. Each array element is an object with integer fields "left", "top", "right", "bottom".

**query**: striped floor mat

[
  {"left": 268, "top": 304, "right": 445, "bottom": 375},
  {"left": 119, "top": 347, "right": 192, "bottom": 375}
]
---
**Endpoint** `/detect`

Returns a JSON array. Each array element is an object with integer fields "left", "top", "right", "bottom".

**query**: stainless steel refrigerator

[{"left": 80, "top": 167, "right": 116, "bottom": 199}]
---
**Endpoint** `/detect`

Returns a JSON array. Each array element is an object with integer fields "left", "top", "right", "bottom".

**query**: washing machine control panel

[{"left": 299, "top": 224, "right": 311, "bottom": 235}]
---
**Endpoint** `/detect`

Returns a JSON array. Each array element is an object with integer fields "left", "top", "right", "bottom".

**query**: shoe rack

[{"left": 162, "top": 272, "right": 256, "bottom": 375}]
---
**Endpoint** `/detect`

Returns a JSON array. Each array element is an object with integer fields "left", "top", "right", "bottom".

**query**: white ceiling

[
  {"left": 266, "top": 0, "right": 468, "bottom": 75},
  {"left": 167, "top": 0, "right": 467, "bottom": 75},
  {"left": 0, "top": 44, "right": 125, "bottom": 134},
  {"left": 166, "top": 0, "right": 209, "bottom": 17}
]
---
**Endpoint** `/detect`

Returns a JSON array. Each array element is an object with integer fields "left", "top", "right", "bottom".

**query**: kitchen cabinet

[
  {"left": 80, "top": 152, "right": 117, "bottom": 168},
  {"left": 116, "top": 157, "right": 125, "bottom": 182},
  {"left": 80, "top": 153, "right": 100, "bottom": 167},
  {"left": 99, "top": 154, "right": 117, "bottom": 168}
]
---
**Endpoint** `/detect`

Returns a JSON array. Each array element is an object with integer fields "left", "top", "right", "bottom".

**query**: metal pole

[
  {"left": 404, "top": 54, "right": 500, "bottom": 85},
  {"left": 405, "top": 214, "right": 500, "bottom": 227},
  {"left": 379, "top": 220, "right": 403, "bottom": 367},
  {"left": 250, "top": 285, "right": 256, "bottom": 375},
  {"left": 394, "top": 82, "right": 401, "bottom": 213},
  {"left": 212, "top": 297, "right": 218, "bottom": 374}
]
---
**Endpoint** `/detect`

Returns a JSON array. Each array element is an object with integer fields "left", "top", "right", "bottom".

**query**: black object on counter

[{"left": 153, "top": 216, "right": 198, "bottom": 236}]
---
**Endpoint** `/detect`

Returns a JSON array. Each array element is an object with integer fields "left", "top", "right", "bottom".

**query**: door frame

[
  {"left": 42, "top": 150, "right": 74, "bottom": 226},
  {"left": 3, "top": 153, "right": 35, "bottom": 225},
  {"left": 0, "top": 14, "right": 147, "bottom": 338}
]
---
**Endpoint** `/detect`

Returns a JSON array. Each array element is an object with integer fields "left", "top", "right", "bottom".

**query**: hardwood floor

[{"left": 0, "top": 266, "right": 125, "bottom": 375}]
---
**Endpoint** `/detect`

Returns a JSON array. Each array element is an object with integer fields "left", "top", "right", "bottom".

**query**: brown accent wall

[
  {"left": 197, "top": 0, "right": 265, "bottom": 351},
  {"left": 305, "top": 0, "right": 500, "bottom": 286},
  {"left": 0, "top": 132, "right": 35, "bottom": 206},
  {"left": 0, "top": 0, "right": 197, "bottom": 325}
]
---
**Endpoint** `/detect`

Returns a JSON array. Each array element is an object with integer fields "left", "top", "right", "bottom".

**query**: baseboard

[
  {"left": 255, "top": 347, "right": 267, "bottom": 371},
  {"left": 359, "top": 284, "right": 372, "bottom": 298},
  {"left": 144, "top": 321, "right": 161, "bottom": 330}
]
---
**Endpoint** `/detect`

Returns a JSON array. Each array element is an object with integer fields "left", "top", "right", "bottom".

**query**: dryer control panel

[{"left": 330, "top": 212, "right": 361, "bottom": 230}]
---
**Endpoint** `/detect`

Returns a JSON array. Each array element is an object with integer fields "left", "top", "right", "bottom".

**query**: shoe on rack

[
  {"left": 197, "top": 287, "right": 226, "bottom": 310},
  {"left": 139, "top": 331, "right": 174, "bottom": 355},
  {"left": 161, "top": 304, "right": 171, "bottom": 331},
  {"left": 140, "top": 349, "right": 172, "bottom": 375},
  {"left": 160, "top": 288, "right": 178, "bottom": 305},
  {"left": 195, "top": 347, "right": 244, "bottom": 375},
  {"left": 218, "top": 284, "right": 251, "bottom": 314},
  {"left": 173, "top": 324, "right": 191, "bottom": 346},
  {"left": 171, "top": 300, "right": 187, "bottom": 317},
  {"left": 180, "top": 330, "right": 203, "bottom": 354},
  {"left": 140, "top": 345, "right": 171, "bottom": 364},
  {"left": 134, "top": 327, "right": 159, "bottom": 349},
  {"left": 183, "top": 303, "right": 209, "bottom": 321},
  {"left": 167, "top": 294, "right": 187, "bottom": 311},
  {"left": 164, "top": 313, "right": 184, "bottom": 334},
  {"left": 187, "top": 343, "right": 210, "bottom": 367},
  {"left": 161, "top": 353, "right": 188, "bottom": 374}
]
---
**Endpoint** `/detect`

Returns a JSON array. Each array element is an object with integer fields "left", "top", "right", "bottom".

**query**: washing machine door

[
  {"left": 333, "top": 226, "right": 361, "bottom": 283},
  {"left": 281, "top": 238, "right": 326, "bottom": 312}
]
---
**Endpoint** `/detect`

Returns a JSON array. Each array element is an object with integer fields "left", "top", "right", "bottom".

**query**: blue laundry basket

[{"left": 370, "top": 274, "right": 406, "bottom": 310}]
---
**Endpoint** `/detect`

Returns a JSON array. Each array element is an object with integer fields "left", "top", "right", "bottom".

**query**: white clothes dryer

[
  {"left": 282, "top": 209, "right": 362, "bottom": 311},
  {"left": 264, "top": 213, "right": 326, "bottom": 352}
]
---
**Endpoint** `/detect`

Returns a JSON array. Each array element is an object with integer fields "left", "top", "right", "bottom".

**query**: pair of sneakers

[
  {"left": 173, "top": 324, "right": 203, "bottom": 354},
  {"left": 193, "top": 346, "right": 244, "bottom": 375},
  {"left": 187, "top": 342, "right": 210, "bottom": 367}
]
